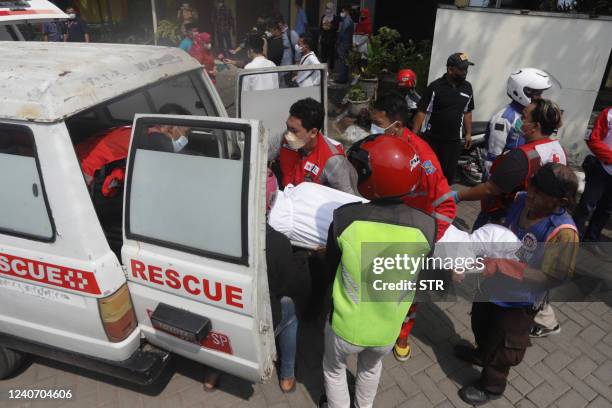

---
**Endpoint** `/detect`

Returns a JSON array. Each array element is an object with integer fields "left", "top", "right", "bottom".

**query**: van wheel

[{"left": 0, "top": 346, "right": 25, "bottom": 379}]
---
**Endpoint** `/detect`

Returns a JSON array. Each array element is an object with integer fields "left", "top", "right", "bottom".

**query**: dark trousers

[
  {"left": 573, "top": 156, "right": 612, "bottom": 241},
  {"left": 426, "top": 137, "right": 463, "bottom": 185},
  {"left": 336, "top": 43, "right": 350, "bottom": 83},
  {"left": 320, "top": 41, "right": 336, "bottom": 71},
  {"left": 216, "top": 31, "right": 232, "bottom": 53},
  {"left": 471, "top": 302, "right": 535, "bottom": 395}
]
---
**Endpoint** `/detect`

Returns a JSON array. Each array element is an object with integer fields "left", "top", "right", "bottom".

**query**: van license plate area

[{"left": 150, "top": 303, "right": 211, "bottom": 343}]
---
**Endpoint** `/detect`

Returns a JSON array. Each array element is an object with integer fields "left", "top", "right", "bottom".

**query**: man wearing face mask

[
  {"left": 242, "top": 34, "right": 279, "bottom": 91},
  {"left": 457, "top": 99, "right": 567, "bottom": 230},
  {"left": 279, "top": 98, "right": 359, "bottom": 195},
  {"left": 413, "top": 52, "right": 475, "bottom": 185},
  {"left": 370, "top": 95, "right": 456, "bottom": 363},
  {"left": 63, "top": 6, "right": 90, "bottom": 43},
  {"left": 294, "top": 33, "right": 321, "bottom": 88},
  {"left": 334, "top": 6, "right": 354, "bottom": 85}
]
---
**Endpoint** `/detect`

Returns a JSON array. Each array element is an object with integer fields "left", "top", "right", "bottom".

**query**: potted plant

[
  {"left": 346, "top": 85, "right": 370, "bottom": 117},
  {"left": 156, "top": 20, "right": 181, "bottom": 46}
]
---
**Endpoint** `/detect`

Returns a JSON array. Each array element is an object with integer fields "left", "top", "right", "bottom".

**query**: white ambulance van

[
  {"left": 0, "top": 0, "right": 67, "bottom": 40},
  {"left": 0, "top": 41, "right": 327, "bottom": 385}
]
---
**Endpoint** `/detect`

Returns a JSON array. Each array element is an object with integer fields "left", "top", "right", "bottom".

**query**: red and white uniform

[
  {"left": 586, "top": 106, "right": 612, "bottom": 175},
  {"left": 279, "top": 132, "right": 357, "bottom": 195},
  {"left": 399, "top": 128, "right": 456, "bottom": 241},
  {"left": 483, "top": 137, "right": 567, "bottom": 215},
  {"left": 76, "top": 126, "right": 131, "bottom": 196}
]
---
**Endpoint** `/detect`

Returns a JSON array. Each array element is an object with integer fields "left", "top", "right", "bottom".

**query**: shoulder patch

[{"left": 421, "top": 160, "right": 436, "bottom": 175}]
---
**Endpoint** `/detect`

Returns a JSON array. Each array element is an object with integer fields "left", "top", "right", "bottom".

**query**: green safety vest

[{"left": 330, "top": 202, "right": 436, "bottom": 347}]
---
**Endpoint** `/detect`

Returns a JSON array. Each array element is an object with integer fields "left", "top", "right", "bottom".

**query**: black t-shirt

[
  {"left": 65, "top": 18, "right": 89, "bottom": 42},
  {"left": 266, "top": 37, "right": 284, "bottom": 66},
  {"left": 417, "top": 74, "right": 475, "bottom": 141},
  {"left": 489, "top": 149, "right": 529, "bottom": 193}
]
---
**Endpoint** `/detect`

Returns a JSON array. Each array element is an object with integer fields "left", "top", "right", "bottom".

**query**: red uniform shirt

[
  {"left": 399, "top": 128, "right": 456, "bottom": 241},
  {"left": 76, "top": 126, "right": 131, "bottom": 181},
  {"left": 586, "top": 106, "right": 612, "bottom": 166},
  {"left": 279, "top": 132, "right": 357, "bottom": 194}
]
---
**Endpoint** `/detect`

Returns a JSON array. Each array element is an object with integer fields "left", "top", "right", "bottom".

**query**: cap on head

[
  {"left": 447, "top": 52, "right": 475, "bottom": 69},
  {"left": 531, "top": 162, "right": 577, "bottom": 202}
]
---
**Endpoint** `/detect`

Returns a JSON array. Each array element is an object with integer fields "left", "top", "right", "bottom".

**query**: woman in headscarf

[
  {"left": 319, "top": 2, "right": 340, "bottom": 72},
  {"left": 177, "top": 2, "right": 199, "bottom": 37},
  {"left": 353, "top": 8, "right": 372, "bottom": 57}
]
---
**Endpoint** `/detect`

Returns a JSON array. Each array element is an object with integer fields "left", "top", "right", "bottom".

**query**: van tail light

[{"left": 98, "top": 284, "right": 137, "bottom": 342}]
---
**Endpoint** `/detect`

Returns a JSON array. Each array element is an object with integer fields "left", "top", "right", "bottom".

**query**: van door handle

[{"left": 32, "top": 183, "right": 39, "bottom": 197}]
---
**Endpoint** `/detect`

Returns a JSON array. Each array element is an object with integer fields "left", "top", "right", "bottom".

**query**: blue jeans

[{"left": 275, "top": 297, "right": 298, "bottom": 379}]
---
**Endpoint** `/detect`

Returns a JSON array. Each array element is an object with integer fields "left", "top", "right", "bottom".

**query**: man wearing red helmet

[
  {"left": 396, "top": 68, "right": 421, "bottom": 111},
  {"left": 370, "top": 95, "right": 456, "bottom": 241},
  {"left": 321, "top": 135, "right": 436, "bottom": 408},
  {"left": 369, "top": 94, "right": 457, "bottom": 363}
]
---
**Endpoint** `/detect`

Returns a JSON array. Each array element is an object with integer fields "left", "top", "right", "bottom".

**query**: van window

[
  {"left": 104, "top": 71, "right": 214, "bottom": 124},
  {"left": 0, "top": 124, "right": 54, "bottom": 241},
  {"left": 107, "top": 92, "right": 149, "bottom": 122},
  {"left": 0, "top": 25, "right": 18, "bottom": 41},
  {"left": 126, "top": 119, "right": 248, "bottom": 264}
]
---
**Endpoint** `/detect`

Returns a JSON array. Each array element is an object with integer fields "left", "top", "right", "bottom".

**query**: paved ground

[
  {"left": 1, "top": 82, "right": 611, "bottom": 408},
  {"left": 2, "top": 193, "right": 611, "bottom": 408}
]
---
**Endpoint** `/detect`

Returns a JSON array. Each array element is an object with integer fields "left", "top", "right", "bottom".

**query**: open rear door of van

[
  {"left": 0, "top": 1, "right": 68, "bottom": 24},
  {"left": 122, "top": 114, "right": 275, "bottom": 382},
  {"left": 235, "top": 64, "right": 328, "bottom": 159}
]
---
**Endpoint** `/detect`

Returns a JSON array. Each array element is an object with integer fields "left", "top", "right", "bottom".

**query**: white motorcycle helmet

[{"left": 507, "top": 68, "right": 553, "bottom": 106}]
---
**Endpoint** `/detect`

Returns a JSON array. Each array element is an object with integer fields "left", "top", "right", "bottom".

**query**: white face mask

[
  {"left": 370, "top": 124, "right": 385, "bottom": 134},
  {"left": 205, "top": 43, "right": 212, "bottom": 50},
  {"left": 295, "top": 44, "right": 303, "bottom": 53},
  {"left": 370, "top": 121, "right": 399, "bottom": 135},
  {"left": 284, "top": 131, "right": 307, "bottom": 150},
  {"left": 67, "top": 13, "right": 76, "bottom": 19},
  {"left": 340, "top": 12, "right": 347, "bottom": 18},
  {"left": 172, "top": 135, "right": 189, "bottom": 152}
]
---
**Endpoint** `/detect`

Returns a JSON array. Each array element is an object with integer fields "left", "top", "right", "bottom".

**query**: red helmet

[
  {"left": 397, "top": 69, "right": 417, "bottom": 89},
  {"left": 348, "top": 134, "right": 421, "bottom": 200}
]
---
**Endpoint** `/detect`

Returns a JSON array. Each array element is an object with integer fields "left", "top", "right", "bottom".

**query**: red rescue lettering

[
  {"left": 165, "top": 269, "right": 181, "bottom": 289},
  {"left": 148, "top": 265, "right": 163, "bottom": 285},
  {"left": 130, "top": 259, "right": 244, "bottom": 309},
  {"left": 0, "top": 253, "right": 100, "bottom": 294}
]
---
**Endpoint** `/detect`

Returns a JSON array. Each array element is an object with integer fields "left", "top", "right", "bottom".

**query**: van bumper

[{"left": 0, "top": 333, "right": 170, "bottom": 386}]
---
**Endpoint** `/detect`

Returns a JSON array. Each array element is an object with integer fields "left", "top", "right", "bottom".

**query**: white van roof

[
  {"left": 0, "top": 0, "right": 68, "bottom": 24},
  {"left": 0, "top": 42, "right": 201, "bottom": 122}
]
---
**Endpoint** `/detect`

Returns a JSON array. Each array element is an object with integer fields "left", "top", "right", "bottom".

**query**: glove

[
  {"left": 101, "top": 167, "right": 126, "bottom": 198},
  {"left": 482, "top": 258, "right": 526, "bottom": 281},
  {"left": 451, "top": 190, "right": 460, "bottom": 203}
]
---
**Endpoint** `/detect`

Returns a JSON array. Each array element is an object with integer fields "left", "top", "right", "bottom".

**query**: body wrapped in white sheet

[
  {"left": 268, "top": 182, "right": 368, "bottom": 248},
  {"left": 434, "top": 224, "right": 522, "bottom": 273}
]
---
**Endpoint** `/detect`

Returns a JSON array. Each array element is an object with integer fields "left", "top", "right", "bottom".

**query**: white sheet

[{"left": 268, "top": 182, "right": 368, "bottom": 248}]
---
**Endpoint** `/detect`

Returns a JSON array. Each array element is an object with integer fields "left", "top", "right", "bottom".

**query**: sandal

[
  {"left": 280, "top": 377, "right": 296, "bottom": 393},
  {"left": 203, "top": 370, "right": 220, "bottom": 392}
]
